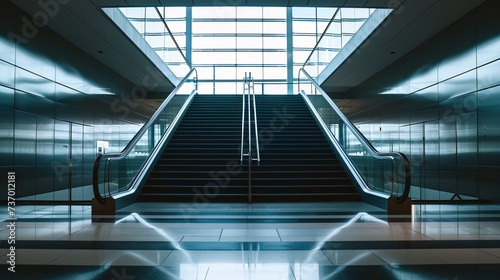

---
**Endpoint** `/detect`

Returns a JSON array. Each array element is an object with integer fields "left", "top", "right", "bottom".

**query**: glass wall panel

[
  {"left": 121, "top": 6, "right": 380, "bottom": 94},
  {"left": 215, "top": 67, "right": 237, "bottom": 79},
  {"left": 237, "top": 67, "right": 263, "bottom": 80},
  {"left": 300, "top": 7, "right": 376, "bottom": 80},
  {"left": 263, "top": 52, "right": 287, "bottom": 64},
  {"left": 121, "top": 7, "right": 189, "bottom": 77},
  {"left": 193, "top": 22, "right": 236, "bottom": 33},
  {"left": 193, "top": 7, "right": 236, "bottom": 19},
  {"left": 264, "top": 67, "right": 287, "bottom": 79},
  {"left": 237, "top": 37, "right": 262, "bottom": 49},
  {"left": 263, "top": 7, "right": 286, "bottom": 18},
  {"left": 263, "top": 22, "right": 286, "bottom": 34},
  {"left": 263, "top": 37, "right": 286, "bottom": 49},
  {"left": 192, "top": 6, "right": 287, "bottom": 94},
  {"left": 237, "top": 7, "right": 262, "bottom": 18},
  {"left": 237, "top": 22, "right": 263, "bottom": 34},
  {"left": 194, "top": 37, "right": 236, "bottom": 49},
  {"left": 237, "top": 52, "right": 263, "bottom": 64}
]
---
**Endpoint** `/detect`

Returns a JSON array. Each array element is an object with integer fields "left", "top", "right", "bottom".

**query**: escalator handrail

[
  {"left": 93, "top": 68, "right": 198, "bottom": 204},
  {"left": 299, "top": 68, "right": 410, "bottom": 204}
]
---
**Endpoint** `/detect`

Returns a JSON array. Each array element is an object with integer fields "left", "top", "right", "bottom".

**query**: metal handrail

[
  {"left": 154, "top": 7, "right": 190, "bottom": 67},
  {"left": 298, "top": 68, "right": 410, "bottom": 204},
  {"left": 251, "top": 76, "right": 261, "bottom": 163},
  {"left": 240, "top": 75, "right": 246, "bottom": 162},
  {"left": 302, "top": 8, "right": 340, "bottom": 69},
  {"left": 93, "top": 68, "right": 198, "bottom": 204},
  {"left": 240, "top": 73, "right": 260, "bottom": 164}
]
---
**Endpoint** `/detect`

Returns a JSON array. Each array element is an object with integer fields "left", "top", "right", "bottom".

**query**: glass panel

[
  {"left": 317, "top": 8, "right": 336, "bottom": 19},
  {"left": 263, "top": 67, "right": 287, "bottom": 79},
  {"left": 263, "top": 37, "right": 286, "bottom": 49},
  {"left": 263, "top": 22, "right": 286, "bottom": 34},
  {"left": 145, "top": 7, "right": 158, "bottom": 18},
  {"left": 193, "top": 7, "right": 236, "bottom": 19},
  {"left": 263, "top": 7, "right": 286, "bottom": 19},
  {"left": 120, "top": 7, "right": 144, "bottom": 18},
  {"left": 237, "top": 52, "right": 263, "bottom": 65},
  {"left": 197, "top": 82, "right": 214, "bottom": 95},
  {"left": 293, "top": 21, "right": 317, "bottom": 33},
  {"left": 237, "top": 37, "right": 262, "bottom": 49},
  {"left": 263, "top": 52, "right": 286, "bottom": 64},
  {"left": 302, "top": 7, "right": 378, "bottom": 79},
  {"left": 237, "top": 7, "right": 262, "bottom": 19},
  {"left": 194, "top": 37, "right": 236, "bottom": 49},
  {"left": 117, "top": 7, "right": 189, "bottom": 78},
  {"left": 263, "top": 83, "right": 287, "bottom": 94},
  {"left": 237, "top": 22, "right": 263, "bottom": 34},
  {"left": 215, "top": 67, "right": 237, "bottom": 80},
  {"left": 166, "top": 21, "right": 186, "bottom": 32},
  {"left": 299, "top": 69, "right": 407, "bottom": 197},
  {"left": 292, "top": 7, "right": 316, "bottom": 19},
  {"left": 237, "top": 67, "right": 263, "bottom": 80},
  {"left": 145, "top": 21, "right": 164, "bottom": 33},
  {"left": 95, "top": 70, "right": 196, "bottom": 198},
  {"left": 164, "top": 7, "right": 186, "bottom": 18},
  {"left": 293, "top": 35, "right": 317, "bottom": 48},
  {"left": 193, "top": 51, "right": 236, "bottom": 64},
  {"left": 193, "top": 22, "right": 236, "bottom": 33},
  {"left": 194, "top": 66, "right": 214, "bottom": 80},
  {"left": 215, "top": 82, "right": 237, "bottom": 94}
]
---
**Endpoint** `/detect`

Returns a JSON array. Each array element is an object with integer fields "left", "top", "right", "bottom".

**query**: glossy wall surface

[
  {"left": 0, "top": 1, "right": 152, "bottom": 202},
  {"left": 336, "top": 0, "right": 500, "bottom": 202}
]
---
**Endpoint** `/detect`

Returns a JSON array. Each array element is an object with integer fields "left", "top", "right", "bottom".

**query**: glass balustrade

[
  {"left": 93, "top": 69, "right": 198, "bottom": 202},
  {"left": 299, "top": 68, "right": 410, "bottom": 201}
]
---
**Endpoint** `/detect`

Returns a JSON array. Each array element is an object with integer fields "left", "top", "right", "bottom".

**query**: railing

[
  {"left": 153, "top": 7, "right": 191, "bottom": 78},
  {"left": 302, "top": 8, "right": 382, "bottom": 79},
  {"left": 240, "top": 72, "right": 261, "bottom": 164},
  {"left": 240, "top": 72, "right": 260, "bottom": 204},
  {"left": 93, "top": 68, "right": 198, "bottom": 204},
  {"left": 302, "top": 8, "right": 340, "bottom": 78},
  {"left": 298, "top": 68, "right": 410, "bottom": 204}
]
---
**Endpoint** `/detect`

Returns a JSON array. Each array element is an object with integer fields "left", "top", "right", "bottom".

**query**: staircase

[{"left": 138, "top": 94, "right": 361, "bottom": 203}]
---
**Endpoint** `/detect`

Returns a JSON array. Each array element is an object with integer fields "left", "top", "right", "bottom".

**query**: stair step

[
  {"left": 138, "top": 94, "right": 361, "bottom": 203},
  {"left": 149, "top": 170, "right": 348, "bottom": 178}
]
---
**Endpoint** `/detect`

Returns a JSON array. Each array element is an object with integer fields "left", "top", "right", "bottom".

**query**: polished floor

[{"left": 1, "top": 202, "right": 500, "bottom": 279}]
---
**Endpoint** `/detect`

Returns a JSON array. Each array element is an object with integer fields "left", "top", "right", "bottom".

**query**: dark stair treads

[{"left": 137, "top": 94, "right": 361, "bottom": 203}]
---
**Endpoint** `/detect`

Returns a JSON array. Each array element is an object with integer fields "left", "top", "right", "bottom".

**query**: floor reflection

[{"left": 1, "top": 202, "right": 500, "bottom": 279}]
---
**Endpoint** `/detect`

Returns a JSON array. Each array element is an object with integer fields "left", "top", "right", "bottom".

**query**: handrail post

[
  {"left": 252, "top": 77, "right": 260, "bottom": 163},
  {"left": 241, "top": 73, "right": 247, "bottom": 163},
  {"left": 248, "top": 73, "right": 252, "bottom": 165},
  {"left": 240, "top": 72, "right": 260, "bottom": 202}
]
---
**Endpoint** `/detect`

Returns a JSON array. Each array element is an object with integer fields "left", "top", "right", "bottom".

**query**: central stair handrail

[{"left": 240, "top": 72, "right": 261, "bottom": 164}]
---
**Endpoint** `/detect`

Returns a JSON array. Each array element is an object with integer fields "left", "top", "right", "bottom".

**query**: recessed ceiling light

[
  {"left": 98, "top": 50, "right": 104, "bottom": 53},
  {"left": 390, "top": 51, "right": 396, "bottom": 54}
]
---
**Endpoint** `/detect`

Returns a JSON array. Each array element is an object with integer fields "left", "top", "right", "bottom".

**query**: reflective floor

[{"left": 2, "top": 202, "right": 500, "bottom": 279}]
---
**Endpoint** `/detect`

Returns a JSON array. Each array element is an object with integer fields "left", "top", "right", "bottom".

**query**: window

[{"left": 120, "top": 6, "right": 379, "bottom": 93}]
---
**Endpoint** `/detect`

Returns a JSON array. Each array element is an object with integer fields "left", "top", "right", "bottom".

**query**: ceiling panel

[
  {"left": 307, "top": 0, "right": 347, "bottom": 7},
  {"left": 126, "top": 0, "right": 161, "bottom": 7},
  {"left": 344, "top": 0, "right": 368, "bottom": 7},
  {"left": 364, "top": 0, "right": 397, "bottom": 8},
  {"left": 90, "top": 0, "right": 128, "bottom": 7},
  {"left": 246, "top": 0, "right": 290, "bottom": 6},
  {"left": 158, "top": 0, "right": 194, "bottom": 6},
  {"left": 287, "top": 0, "right": 308, "bottom": 6}
]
